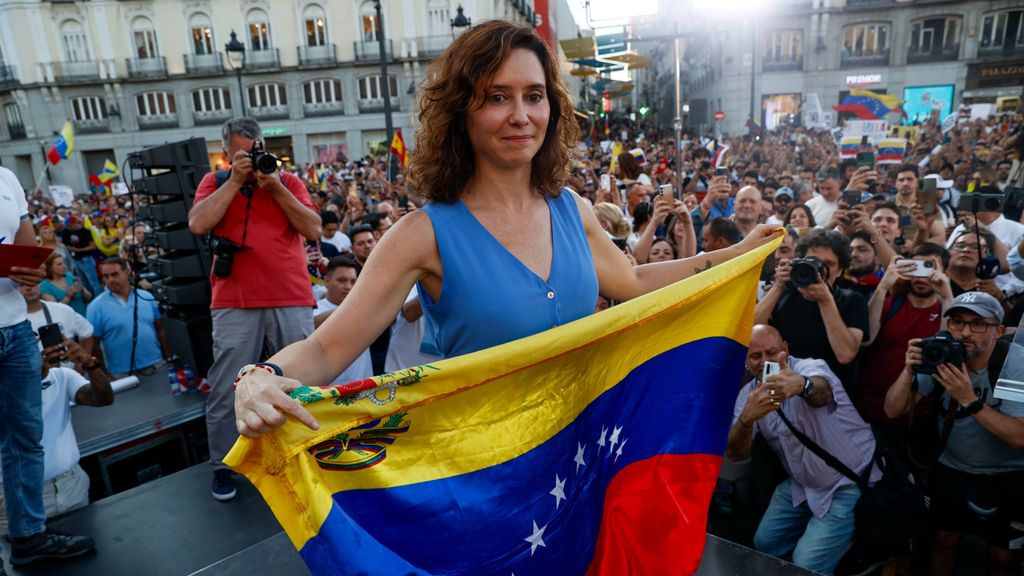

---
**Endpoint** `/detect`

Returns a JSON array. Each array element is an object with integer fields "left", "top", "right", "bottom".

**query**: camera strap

[{"left": 41, "top": 302, "right": 53, "bottom": 324}]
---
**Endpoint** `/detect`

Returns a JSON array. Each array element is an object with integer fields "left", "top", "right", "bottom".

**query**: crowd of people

[{"left": 2, "top": 18, "right": 1024, "bottom": 575}]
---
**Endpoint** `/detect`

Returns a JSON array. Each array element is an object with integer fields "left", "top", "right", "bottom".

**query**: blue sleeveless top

[{"left": 417, "top": 189, "right": 599, "bottom": 359}]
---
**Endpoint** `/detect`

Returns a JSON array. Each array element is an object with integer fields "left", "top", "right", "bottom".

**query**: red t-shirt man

[
  {"left": 193, "top": 170, "right": 315, "bottom": 309},
  {"left": 854, "top": 294, "right": 942, "bottom": 425}
]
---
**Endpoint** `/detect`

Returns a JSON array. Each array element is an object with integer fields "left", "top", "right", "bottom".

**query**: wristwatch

[
  {"left": 961, "top": 398, "right": 985, "bottom": 416},
  {"left": 801, "top": 376, "right": 814, "bottom": 399}
]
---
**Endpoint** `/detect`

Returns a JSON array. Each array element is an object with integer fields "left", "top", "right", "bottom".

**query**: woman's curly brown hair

[{"left": 408, "top": 20, "right": 579, "bottom": 204}]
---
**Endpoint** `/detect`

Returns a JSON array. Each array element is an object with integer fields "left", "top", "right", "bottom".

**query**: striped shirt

[{"left": 733, "top": 356, "right": 881, "bottom": 518}]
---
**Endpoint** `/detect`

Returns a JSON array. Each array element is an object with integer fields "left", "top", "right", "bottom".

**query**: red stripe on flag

[
  {"left": 47, "top": 147, "right": 62, "bottom": 165},
  {"left": 587, "top": 453, "right": 722, "bottom": 575}
]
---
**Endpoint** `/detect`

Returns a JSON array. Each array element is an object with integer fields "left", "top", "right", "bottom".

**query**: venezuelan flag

[
  {"left": 97, "top": 159, "right": 119, "bottom": 183},
  {"left": 226, "top": 238, "right": 780, "bottom": 576},
  {"left": 47, "top": 120, "right": 75, "bottom": 165},
  {"left": 833, "top": 90, "right": 904, "bottom": 120},
  {"left": 839, "top": 137, "right": 863, "bottom": 159},
  {"left": 876, "top": 138, "right": 907, "bottom": 165}
]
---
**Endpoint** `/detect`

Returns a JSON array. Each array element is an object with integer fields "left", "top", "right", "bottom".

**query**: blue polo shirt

[{"left": 86, "top": 289, "right": 162, "bottom": 374}]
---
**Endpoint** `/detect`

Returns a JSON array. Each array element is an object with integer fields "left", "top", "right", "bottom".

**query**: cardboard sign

[{"left": 49, "top": 185, "right": 74, "bottom": 208}]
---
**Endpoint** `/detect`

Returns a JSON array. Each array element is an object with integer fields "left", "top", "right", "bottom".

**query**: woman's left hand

[{"left": 735, "top": 224, "right": 784, "bottom": 254}]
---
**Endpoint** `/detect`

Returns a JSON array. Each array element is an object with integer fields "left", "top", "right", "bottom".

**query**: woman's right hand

[{"left": 234, "top": 367, "right": 320, "bottom": 438}]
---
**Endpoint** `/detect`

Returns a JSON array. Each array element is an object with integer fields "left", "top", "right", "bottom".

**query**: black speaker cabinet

[{"left": 162, "top": 312, "right": 213, "bottom": 377}]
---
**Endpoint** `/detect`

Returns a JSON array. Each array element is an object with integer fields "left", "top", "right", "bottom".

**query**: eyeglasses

[
  {"left": 947, "top": 317, "right": 997, "bottom": 332},
  {"left": 951, "top": 242, "right": 987, "bottom": 252}
]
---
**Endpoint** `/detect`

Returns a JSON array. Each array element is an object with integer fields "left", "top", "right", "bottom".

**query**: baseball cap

[
  {"left": 922, "top": 173, "right": 953, "bottom": 189},
  {"left": 944, "top": 291, "right": 1004, "bottom": 324},
  {"left": 774, "top": 187, "right": 794, "bottom": 200}
]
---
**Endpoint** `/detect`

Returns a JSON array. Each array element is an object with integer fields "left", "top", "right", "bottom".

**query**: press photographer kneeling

[{"left": 884, "top": 291, "right": 1024, "bottom": 576}]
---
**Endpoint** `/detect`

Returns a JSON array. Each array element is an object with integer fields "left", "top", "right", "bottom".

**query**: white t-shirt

[
  {"left": 0, "top": 167, "right": 28, "bottom": 328},
  {"left": 385, "top": 288, "right": 442, "bottom": 373},
  {"left": 315, "top": 297, "right": 373, "bottom": 384},
  {"left": 0, "top": 367, "right": 89, "bottom": 483},
  {"left": 321, "top": 232, "right": 351, "bottom": 253},
  {"left": 804, "top": 194, "right": 838, "bottom": 227},
  {"left": 27, "top": 301, "right": 94, "bottom": 369}
]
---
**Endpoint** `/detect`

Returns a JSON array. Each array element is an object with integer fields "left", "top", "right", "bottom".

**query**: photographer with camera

[
  {"left": 188, "top": 117, "right": 321, "bottom": 502},
  {"left": 884, "top": 292, "right": 1023, "bottom": 576},
  {"left": 755, "top": 229, "right": 868, "bottom": 387}
]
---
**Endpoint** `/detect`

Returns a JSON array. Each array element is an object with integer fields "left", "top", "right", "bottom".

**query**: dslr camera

[
  {"left": 249, "top": 141, "right": 279, "bottom": 175},
  {"left": 789, "top": 256, "right": 825, "bottom": 289},
  {"left": 914, "top": 331, "right": 965, "bottom": 375},
  {"left": 210, "top": 236, "right": 246, "bottom": 278}
]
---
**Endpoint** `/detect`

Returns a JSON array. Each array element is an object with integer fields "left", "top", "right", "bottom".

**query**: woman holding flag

[{"left": 233, "top": 21, "right": 781, "bottom": 442}]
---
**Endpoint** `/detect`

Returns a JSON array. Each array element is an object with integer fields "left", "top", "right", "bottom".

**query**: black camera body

[
  {"left": 249, "top": 142, "right": 279, "bottom": 175},
  {"left": 976, "top": 255, "right": 1001, "bottom": 280},
  {"left": 210, "top": 236, "right": 245, "bottom": 278},
  {"left": 914, "top": 331, "right": 965, "bottom": 375},
  {"left": 961, "top": 192, "right": 1005, "bottom": 214},
  {"left": 790, "top": 256, "right": 825, "bottom": 289}
]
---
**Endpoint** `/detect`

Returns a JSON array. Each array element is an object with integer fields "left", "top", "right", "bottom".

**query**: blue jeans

[
  {"left": 72, "top": 255, "right": 99, "bottom": 296},
  {"left": 0, "top": 320, "right": 46, "bottom": 538},
  {"left": 753, "top": 478, "right": 860, "bottom": 576}
]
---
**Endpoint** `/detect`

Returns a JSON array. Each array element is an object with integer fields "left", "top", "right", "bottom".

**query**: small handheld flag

[
  {"left": 47, "top": 121, "right": 75, "bottom": 165},
  {"left": 389, "top": 129, "right": 407, "bottom": 169},
  {"left": 97, "top": 159, "right": 119, "bottom": 183}
]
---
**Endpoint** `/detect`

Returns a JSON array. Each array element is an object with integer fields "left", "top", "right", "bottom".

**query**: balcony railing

[
  {"left": 304, "top": 101, "right": 345, "bottom": 117},
  {"left": 54, "top": 60, "right": 101, "bottom": 83},
  {"left": 358, "top": 98, "right": 399, "bottom": 114},
  {"left": 138, "top": 113, "right": 179, "bottom": 130},
  {"left": 0, "top": 64, "right": 19, "bottom": 90},
  {"left": 73, "top": 118, "right": 110, "bottom": 134},
  {"left": 298, "top": 44, "right": 336, "bottom": 68},
  {"left": 193, "top": 109, "right": 233, "bottom": 126},
  {"left": 126, "top": 57, "right": 167, "bottom": 79},
  {"left": 250, "top": 105, "right": 289, "bottom": 120},
  {"left": 906, "top": 45, "right": 959, "bottom": 64},
  {"left": 416, "top": 36, "right": 451, "bottom": 59},
  {"left": 840, "top": 50, "right": 890, "bottom": 68},
  {"left": 763, "top": 57, "right": 803, "bottom": 72},
  {"left": 978, "top": 43, "right": 1024, "bottom": 58},
  {"left": 8, "top": 123, "right": 26, "bottom": 139},
  {"left": 354, "top": 40, "right": 394, "bottom": 62},
  {"left": 184, "top": 53, "right": 223, "bottom": 76},
  {"left": 246, "top": 48, "right": 280, "bottom": 71}
]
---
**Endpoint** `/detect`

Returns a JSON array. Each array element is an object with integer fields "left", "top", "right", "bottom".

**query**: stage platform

[{"left": 5, "top": 464, "right": 814, "bottom": 576}]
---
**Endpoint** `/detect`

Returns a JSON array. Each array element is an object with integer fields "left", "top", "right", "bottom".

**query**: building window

[
  {"left": 192, "top": 87, "right": 231, "bottom": 112},
  {"left": 70, "top": 96, "right": 106, "bottom": 121},
  {"left": 909, "top": 16, "right": 961, "bottom": 57},
  {"left": 60, "top": 20, "right": 92, "bottom": 62},
  {"left": 190, "top": 13, "right": 215, "bottom": 55},
  {"left": 304, "top": 79, "right": 343, "bottom": 104},
  {"left": 248, "top": 9, "right": 272, "bottom": 50},
  {"left": 426, "top": 1, "right": 451, "bottom": 36},
  {"left": 842, "top": 23, "right": 889, "bottom": 57},
  {"left": 980, "top": 10, "right": 1024, "bottom": 50},
  {"left": 764, "top": 30, "right": 802, "bottom": 62},
  {"left": 360, "top": 2, "right": 378, "bottom": 43},
  {"left": 358, "top": 75, "right": 398, "bottom": 100},
  {"left": 5, "top": 103, "right": 24, "bottom": 129},
  {"left": 136, "top": 92, "right": 176, "bottom": 117},
  {"left": 248, "top": 83, "right": 287, "bottom": 108},
  {"left": 132, "top": 17, "right": 159, "bottom": 59},
  {"left": 304, "top": 5, "right": 328, "bottom": 47}
]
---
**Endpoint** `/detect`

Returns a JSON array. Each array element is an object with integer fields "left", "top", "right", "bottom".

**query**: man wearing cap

[
  {"left": 885, "top": 291, "right": 1023, "bottom": 576},
  {"left": 766, "top": 187, "right": 794, "bottom": 226}
]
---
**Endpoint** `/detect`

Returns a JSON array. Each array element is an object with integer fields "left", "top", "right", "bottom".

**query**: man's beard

[{"left": 849, "top": 263, "right": 876, "bottom": 277}]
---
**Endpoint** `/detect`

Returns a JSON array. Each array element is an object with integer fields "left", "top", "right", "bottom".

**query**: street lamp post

[
  {"left": 375, "top": 1, "right": 394, "bottom": 146},
  {"left": 450, "top": 5, "right": 471, "bottom": 36},
  {"left": 225, "top": 30, "right": 246, "bottom": 116},
  {"left": 673, "top": 37, "right": 683, "bottom": 193}
]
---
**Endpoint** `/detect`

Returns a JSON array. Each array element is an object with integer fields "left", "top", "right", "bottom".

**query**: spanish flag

[
  {"left": 389, "top": 128, "right": 407, "bottom": 169},
  {"left": 226, "top": 238, "right": 779, "bottom": 575},
  {"left": 47, "top": 120, "right": 75, "bottom": 165}
]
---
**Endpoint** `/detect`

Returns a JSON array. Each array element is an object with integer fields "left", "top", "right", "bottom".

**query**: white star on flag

[
  {"left": 550, "top": 474, "right": 566, "bottom": 509},
  {"left": 608, "top": 426, "right": 622, "bottom": 455},
  {"left": 574, "top": 442, "right": 586, "bottom": 474},
  {"left": 525, "top": 520, "right": 547, "bottom": 556},
  {"left": 615, "top": 438, "right": 628, "bottom": 463},
  {"left": 596, "top": 426, "right": 608, "bottom": 453}
]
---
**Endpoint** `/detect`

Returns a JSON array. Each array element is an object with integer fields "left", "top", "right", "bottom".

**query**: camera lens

[{"left": 922, "top": 344, "right": 945, "bottom": 365}]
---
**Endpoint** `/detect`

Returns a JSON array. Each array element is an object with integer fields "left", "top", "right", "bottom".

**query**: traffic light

[{"left": 638, "top": 104, "right": 650, "bottom": 117}]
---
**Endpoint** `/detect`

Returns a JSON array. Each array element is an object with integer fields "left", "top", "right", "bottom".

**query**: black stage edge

[{"left": 6, "top": 462, "right": 814, "bottom": 576}]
